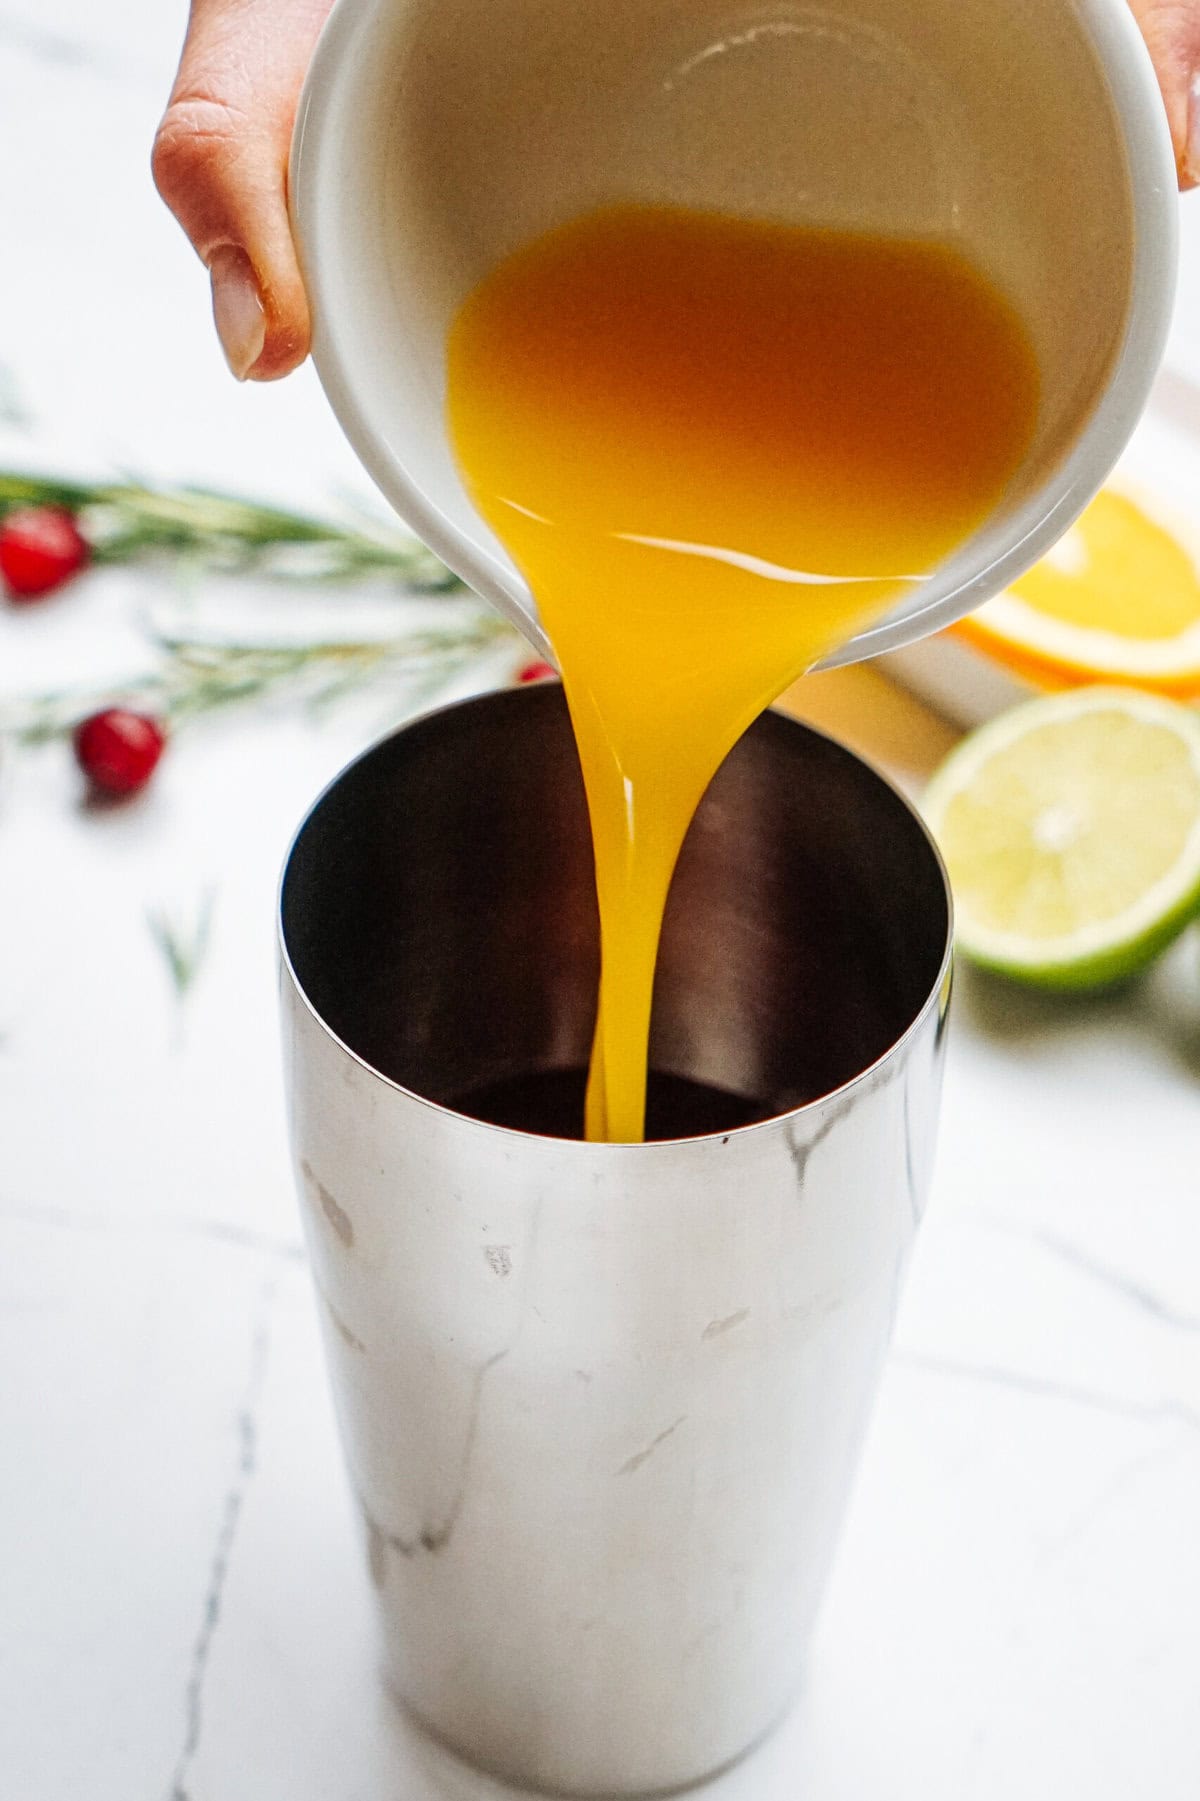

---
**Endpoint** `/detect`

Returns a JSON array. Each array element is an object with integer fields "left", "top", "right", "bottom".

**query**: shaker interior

[{"left": 281, "top": 689, "right": 949, "bottom": 1135}]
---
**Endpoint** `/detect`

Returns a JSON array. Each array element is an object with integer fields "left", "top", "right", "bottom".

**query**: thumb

[
  {"left": 1129, "top": 0, "right": 1200, "bottom": 189},
  {"left": 152, "top": 0, "right": 335, "bottom": 380}
]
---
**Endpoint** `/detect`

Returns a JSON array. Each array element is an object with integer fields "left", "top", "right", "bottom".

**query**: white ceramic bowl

[{"left": 291, "top": 0, "right": 1178, "bottom": 666}]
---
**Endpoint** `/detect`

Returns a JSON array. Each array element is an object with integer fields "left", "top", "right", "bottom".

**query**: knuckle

[
  {"left": 151, "top": 96, "right": 245, "bottom": 206},
  {"left": 1137, "top": 0, "right": 1197, "bottom": 52}
]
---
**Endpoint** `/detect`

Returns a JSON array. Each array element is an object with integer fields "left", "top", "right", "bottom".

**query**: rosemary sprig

[
  {"left": 1, "top": 612, "right": 516, "bottom": 745},
  {"left": 146, "top": 890, "right": 218, "bottom": 1004},
  {"left": 0, "top": 470, "right": 463, "bottom": 589},
  {"left": 0, "top": 466, "right": 522, "bottom": 743}
]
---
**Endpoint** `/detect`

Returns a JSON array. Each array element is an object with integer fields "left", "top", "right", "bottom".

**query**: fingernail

[
  {"left": 209, "top": 245, "right": 266, "bottom": 380},
  {"left": 1188, "top": 73, "right": 1200, "bottom": 186}
]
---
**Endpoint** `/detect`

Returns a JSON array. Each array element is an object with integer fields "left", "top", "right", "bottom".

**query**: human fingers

[
  {"left": 1128, "top": 0, "right": 1200, "bottom": 189},
  {"left": 152, "top": 0, "right": 335, "bottom": 379}
]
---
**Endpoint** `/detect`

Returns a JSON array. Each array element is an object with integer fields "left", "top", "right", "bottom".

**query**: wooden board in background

[{"left": 777, "top": 664, "right": 960, "bottom": 795}]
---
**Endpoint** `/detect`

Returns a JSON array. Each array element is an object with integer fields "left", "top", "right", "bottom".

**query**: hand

[
  {"left": 153, "top": 0, "right": 335, "bottom": 382},
  {"left": 154, "top": 0, "right": 1198, "bottom": 385},
  {"left": 1131, "top": 0, "right": 1200, "bottom": 188}
]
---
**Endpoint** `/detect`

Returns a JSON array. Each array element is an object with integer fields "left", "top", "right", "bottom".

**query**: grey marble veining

[{"left": 1, "top": 3, "right": 1200, "bottom": 1798}]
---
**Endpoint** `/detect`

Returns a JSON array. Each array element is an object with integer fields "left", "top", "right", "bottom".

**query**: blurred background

[{"left": 2, "top": 4, "right": 1199, "bottom": 1799}]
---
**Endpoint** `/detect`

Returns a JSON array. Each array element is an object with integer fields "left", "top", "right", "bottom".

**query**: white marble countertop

[{"left": 2, "top": 5, "right": 1199, "bottom": 1797}]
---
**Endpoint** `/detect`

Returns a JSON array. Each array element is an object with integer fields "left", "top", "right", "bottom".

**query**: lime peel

[{"left": 922, "top": 687, "right": 1200, "bottom": 990}]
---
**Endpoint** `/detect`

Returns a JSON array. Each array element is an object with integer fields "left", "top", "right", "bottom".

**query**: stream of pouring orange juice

[{"left": 448, "top": 206, "right": 1038, "bottom": 1142}]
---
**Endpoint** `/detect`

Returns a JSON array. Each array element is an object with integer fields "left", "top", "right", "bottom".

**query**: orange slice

[{"left": 952, "top": 487, "right": 1200, "bottom": 696}]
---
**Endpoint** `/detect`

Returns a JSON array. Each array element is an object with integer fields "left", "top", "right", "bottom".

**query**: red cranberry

[
  {"left": 73, "top": 709, "right": 167, "bottom": 797},
  {"left": 0, "top": 506, "right": 90, "bottom": 601},
  {"left": 516, "top": 660, "right": 558, "bottom": 683}
]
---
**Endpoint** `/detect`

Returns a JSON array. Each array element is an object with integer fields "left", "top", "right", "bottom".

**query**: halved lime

[{"left": 922, "top": 687, "right": 1200, "bottom": 989}]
